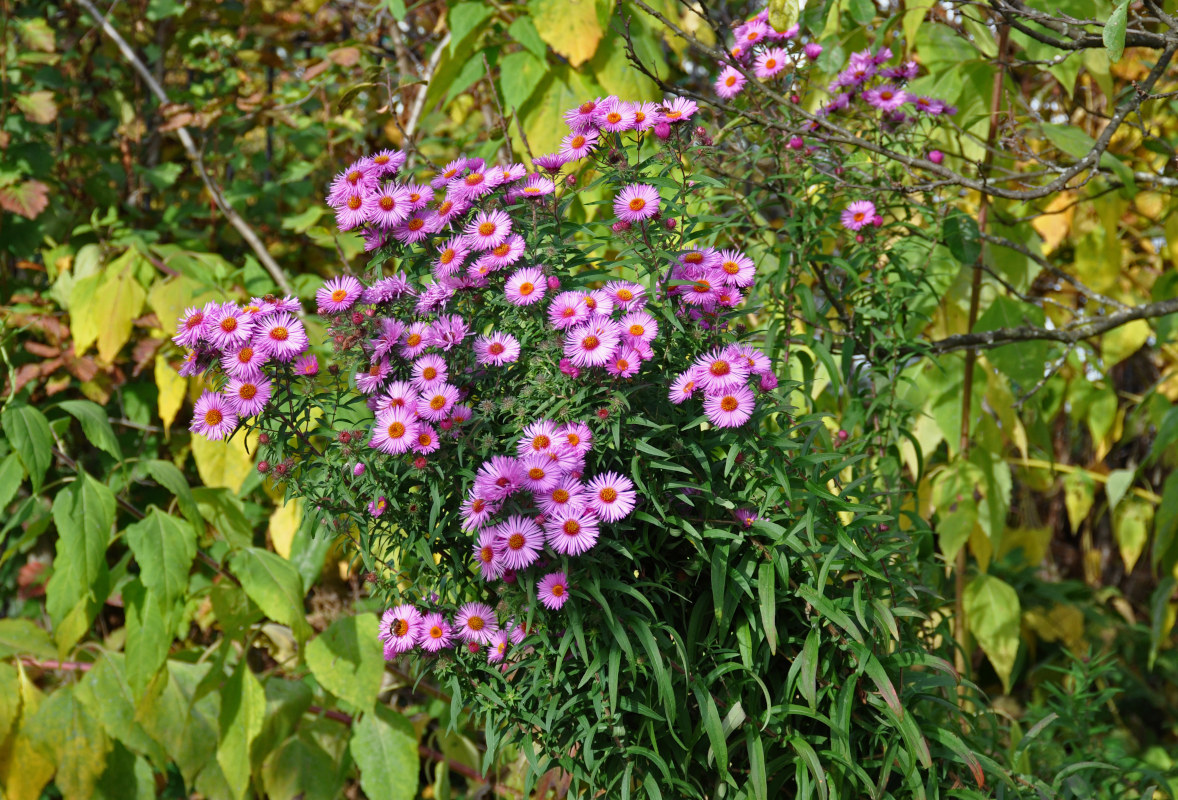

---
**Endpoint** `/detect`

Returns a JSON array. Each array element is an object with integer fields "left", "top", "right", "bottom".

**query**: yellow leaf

[
  {"left": 529, "top": 0, "right": 603, "bottom": 67},
  {"left": 985, "top": 367, "right": 1028, "bottom": 457},
  {"left": 766, "top": 0, "right": 799, "bottom": 32},
  {"left": 1102, "top": 319, "right": 1150, "bottom": 366},
  {"left": 1024, "top": 604, "right": 1085, "bottom": 652},
  {"left": 1030, "top": 192, "right": 1075, "bottom": 255},
  {"left": 147, "top": 275, "right": 210, "bottom": 334},
  {"left": 1114, "top": 498, "right": 1153, "bottom": 573},
  {"left": 997, "top": 526, "right": 1051, "bottom": 567},
  {"left": 0, "top": 666, "right": 54, "bottom": 800},
  {"left": 964, "top": 574, "right": 1020, "bottom": 693},
  {"left": 269, "top": 498, "right": 303, "bottom": 559},
  {"left": 191, "top": 426, "right": 257, "bottom": 494},
  {"left": 1073, "top": 230, "right": 1120, "bottom": 293},
  {"left": 1063, "top": 471, "right": 1096, "bottom": 532},
  {"left": 68, "top": 273, "right": 104, "bottom": 357},
  {"left": 96, "top": 260, "right": 147, "bottom": 364},
  {"left": 155, "top": 355, "right": 186, "bottom": 431}
]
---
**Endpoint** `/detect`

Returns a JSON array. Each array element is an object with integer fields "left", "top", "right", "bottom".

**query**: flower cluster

[
  {"left": 173, "top": 297, "right": 312, "bottom": 440},
  {"left": 670, "top": 343, "right": 777, "bottom": 427}
]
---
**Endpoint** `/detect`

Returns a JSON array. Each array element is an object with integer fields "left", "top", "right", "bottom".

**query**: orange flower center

[
  {"left": 239, "top": 384, "right": 257, "bottom": 400},
  {"left": 693, "top": 280, "right": 712, "bottom": 293},
  {"left": 582, "top": 335, "right": 600, "bottom": 350},
  {"left": 634, "top": 111, "right": 646, "bottom": 123},
  {"left": 508, "top": 533, "right": 525, "bottom": 550},
  {"left": 389, "top": 421, "right": 406, "bottom": 438},
  {"left": 369, "top": 364, "right": 382, "bottom": 376},
  {"left": 617, "top": 289, "right": 633, "bottom": 301},
  {"left": 465, "top": 173, "right": 484, "bottom": 186},
  {"left": 407, "top": 218, "right": 424, "bottom": 231},
  {"left": 853, "top": 212, "right": 865, "bottom": 222},
  {"left": 237, "top": 347, "right": 253, "bottom": 362},
  {"left": 579, "top": 101, "right": 596, "bottom": 114},
  {"left": 443, "top": 168, "right": 459, "bottom": 179},
  {"left": 478, "top": 222, "right": 495, "bottom": 236},
  {"left": 488, "top": 342, "right": 505, "bottom": 355},
  {"left": 408, "top": 192, "right": 421, "bottom": 203},
  {"left": 710, "top": 361, "right": 730, "bottom": 376},
  {"left": 393, "top": 619, "right": 409, "bottom": 636},
  {"left": 374, "top": 155, "right": 390, "bottom": 164},
  {"left": 205, "top": 409, "right": 223, "bottom": 425},
  {"left": 347, "top": 170, "right": 363, "bottom": 184},
  {"left": 493, "top": 242, "right": 511, "bottom": 257},
  {"left": 430, "top": 625, "right": 443, "bottom": 639},
  {"left": 607, "top": 112, "right": 622, "bottom": 124},
  {"left": 628, "top": 197, "right": 647, "bottom": 211},
  {"left": 438, "top": 201, "right": 454, "bottom": 214},
  {"left": 429, "top": 395, "right": 446, "bottom": 410},
  {"left": 331, "top": 289, "right": 347, "bottom": 302},
  {"left": 721, "top": 396, "right": 739, "bottom": 411},
  {"left": 765, "top": 58, "right": 777, "bottom": 69},
  {"left": 422, "top": 366, "right": 437, "bottom": 380},
  {"left": 571, "top": 135, "right": 586, "bottom": 148},
  {"left": 269, "top": 326, "right": 288, "bottom": 341},
  {"left": 528, "top": 468, "right": 545, "bottom": 480},
  {"left": 725, "top": 76, "right": 737, "bottom": 87},
  {"left": 629, "top": 324, "right": 645, "bottom": 337},
  {"left": 615, "top": 359, "right": 629, "bottom": 370},
  {"left": 562, "top": 520, "right": 581, "bottom": 536},
  {"left": 379, "top": 196, "right": 395, "bottom": 211},
  {"left": 418, "top": 433, "right": 432, "bottom": 446},
  {"left": 480, "top": 546, "right": 494, "bottom": 563},
  {"left": 518, "top": 282, "right": 534, "bottom": 296},
  {"left": 186, "top": 313, "right": 204, "bottom": 329},
  {"left": 684, "top": 252, "right": 703, "bottom": 264},
  {"left": 566, "top": 433, "right": 580, "bottom": 446},
  {"left": 347, "top": 196, "right": 362, "bottom": 210},
  {"left": 551, "top": 584, "right": 565, "bottom": 597},
  {"left": 552, "top": 488, "right": 570, "bottom": 503},
  {"left": 600, "top": 487, "right": 618, "bottom": 503},
  {"left": 467, "top": 615, "right": 485, "bottom": 631},
  {"left": 406, "top": 333, "right": 422, "bottom": 347},
  {"left": 220, "top": 317, "right": 238, "bottom": 332},
  {"left": 666, "top": 110, "right": 682, "bottom": 119},
  {"left": 532, "top": 435, "right": 550, "bottom": 450},
  {"left": 472, "top": 499, "right": 486, "bottom": 512},
  {"left": 440, "top": 249, "right": 456, "bottom": 264},
  {"left": 723, "top": 261, "right": 740, "bottom": 274}
]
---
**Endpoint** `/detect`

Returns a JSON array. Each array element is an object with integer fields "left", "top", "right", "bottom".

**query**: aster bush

[{"left": 173, "top": 79, "right": 1006, "bottom": 796}]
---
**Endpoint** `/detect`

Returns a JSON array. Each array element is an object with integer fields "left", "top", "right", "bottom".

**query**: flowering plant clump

[{"left": 178, "top": 62, "right": 979, "bottom": 793}]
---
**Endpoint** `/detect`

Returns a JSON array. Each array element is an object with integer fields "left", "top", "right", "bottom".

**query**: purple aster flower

[
  {"left": 379, "top": 604, "right": 421, "bottom": 657},
  {"left": 840, "top": 200, "right": 877, "bottom": 231},
  {"left": 316, "top": 275, "right": 364, "bottom": 314},
  {"left": 537, "top": 572, "right": 570, "bottom": 610},
  {"left": 613, "top": 184, "right": 660, "bottom": 223},
  {"left": 190, "top": 390, "right": 238, "bottom": 441}
]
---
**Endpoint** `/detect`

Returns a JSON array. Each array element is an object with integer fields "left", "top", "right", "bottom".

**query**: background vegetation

[{"left": 1, "top": 0, "right": 1176, "bottom": 796}]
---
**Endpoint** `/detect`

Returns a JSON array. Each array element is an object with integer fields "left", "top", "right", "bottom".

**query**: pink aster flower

[
  {"left": 487, "top": 630, "right": 510, "bottom": 663},
  {"left": 399, "top": 322, "right": 431, "bottom": 359},
  {"left": 190, "top": 390, "right": 238, "bottom": 440},
  {"left": 432, "top": 158, "right": 468, "bottom": 189},
  {"left": 911, "top": 95, "right": 946, "bottom": 115},
  {"left": 475, "top": 455, "right": 524, "bottom": 502},
  {"left": 841, "top": 200, "right": 877, "bottom": 232},
  {"left": 518, "top": 419, "right": 560, "bottom": 456},
  {"left": 433, "top": 238, "right": 470, "bottom": 278},
  {"left": 369, "top": 318, "right": 406, "bottom": 361},
  {"left": 537, "top": 572, "right": 570, "bottom": 610},
  {"left": 558, "top": 421, "right": 592, "bottom": 457},
  {"left": 473, "top": 332, "right": 520, "bottom": 366},
  {"left": 363, "top": 185, "right": 412, "bottom": 228},
  {"left": 519, "top": 452, "right": 561, "bottom": 493},
  {"left": 462, "top": 492, "right": 500, "bottom": 531},
  {"left": 512, "top": 174, "right": 556, "bottom": 202},
  {"left": 380, "top": 604, "right": 421, "bottom": 657},
  {"left": 173, "top": 303, "right": 215, "bottom": 347},
  {"left": 605, "top": 347, "right": 642, "bottom": 379},
  {"left": 659, "top": 97, "right": 698, "bottom": 123},
  {"left": 494, "top": 515, "right": 544, "bottom": 570},
  {"left": 463, "top": 209, "right": 512, "bottom": 251},
  {"left": 531, "top": 152, "right": 569, "bottom": 172},
  {"left": 411, "top": 354, "right": 448, "bottom": 391},
  {"left": 317, "top": 276, "right": 364, "bottom": 314},
  {"left": 630, "top": 101, "right": 659, "bottom": 131},
  {"left": 449, "top": 167, "right": 500, "bottom": 202},
  {"left": 715, "top": 66, "right": 747, "bottom": 100},
  {"left": 377, "top": 381, "right": 419, "bottom": 415},
  {"left": 416, "top": 383, "right": 459, "bottom": 421},
  {"left": 727, "top": 344, "right": 773, "bottom": 376},
  {"left": 207, "top": 303, "right": 253, "bottom": 350},
  {"left": 473, "top": 528, "right": 504, "bottom": 580},
  {"left": 735, "top": 19, "right": 768, "bottom": 47},
  {"left": 613, "top": 184, "right": 660, "bottom": 223},
  {"left": 558, "top": 129, "right": 599, "bottom": 161},
  {"left": 679, "top": 269, "right": 725, "bottom": 307},
  {"left": 505, "top": 266, "right": 547, "bottom": 306},
  {"left": 716, "top": 249, "right": 756, "bottom": 287},
  {"left": 864, "top": 84, "right": 910, "bottom": 112},
  {"left": 418, "top": 613, "right": 453, "bottom": 652},
  {"left": 256, "top": 312, "right": 308, "bottom": 362},
  {"left": 599, "top": 104, "right": 636, "bottom": 132},
  {"left": 804, "top": 42, "right": 823, "bottom": 60},
  {"left": 704, "top": 384, "right": 757, "bottom": 427},
  {"left": 669, "top": 369, "right": 699, "bottom": 404},
  {"left": 455, "top": 602, "right": 498, "bottom": 645},
  {"left": 391, "top": 211, "right": 432, "bottom": 244},
  {"left": 754, "top": 47, "right": 788, "bottom": 79},
  {"left": 678, "top": 247, "right": 721, "bottom": 270},
  {"left": 293, "top": 354, "right": 319, "bottom": 376},
  {"left": 430, "top": 196, "right": 470, "bottom": 230},
  {"left": 221, "top": 344, "right": 267, "bottom": 380},
  {"left": 543, "top": 507, "right": 600, "bottom": 556},
  {"left": 603, "top": 281, "right": 646, "bottom": 310},
  {"left": 564, "top": 321, "right": 621, "bottom": 368},
  {"left": 369, "top": 408, "right": 418, "bottom": 455},
  {"left": 584, "top": 291, "right": 614, "bottom": 318},
  {"left": 404, "top": 183, "right": 434, "bottom": 210},
  {"left": 537, "top": 476, "right": 586, "bottom": 516},
  {"left": 694, "top": 348, "right": 751, "bottom": 392},
  {"left": 547, "top": 291, "right": 590, "bottom": 330},
  {"left": 225, "top": 376, "right": 272, "bottom": 417},
  {"left": 366, "top": 149, "right": 405, "bottom": 177},
  {"left": 619, "top": 310, "right": 658, "bottom": 345},
  {"left": 586, "top": 472, "right": 637, "bottom": 522},
  {"left": 564, "top": 98, "right": 607, "bottom": 131},
  {"left": 734, "top": 508, "right": 758, "bottom": 528},
  {"left": 177, "top": 347, "right": 214, "bottom": 378},
  {"left": 474, "top": 234, "right": 526, "bottom": 271},
  {"left": 333, "top": 193, "right": 367, "bottom": 231},
  {"left": 356, "top": 359, "right": 391, "bottom": 395},
  {"left": 426, "top": 314, "right": 469, "bottom": 351}
]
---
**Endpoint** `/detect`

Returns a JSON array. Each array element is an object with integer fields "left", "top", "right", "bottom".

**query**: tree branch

[{"left": 74, "top": 0, "right": 295, "bottom": 297}]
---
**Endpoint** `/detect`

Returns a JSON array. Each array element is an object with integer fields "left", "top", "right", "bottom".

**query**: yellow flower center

[
  {"left": 388, "top": 421, "right": 406, "bottom": 438},
  {"left": 582, "top": 335, "right": 600, "bottom": 350},
  {"left": 347, "top": 195, "right": 362, "bottom": 210},
  {"left": 478, "top": 222, "right": 495, "bottom": 236},
  {"left": 393, "top": 619, "right": 409, "bottom": 636},
  {"left": 269, "top": 326, "right": 288, "bottom": 341},
  {"left": 508, "top": 533, "right": 525, "bottom": 550},
  {"left": 628, "top": 197, "right": 646, "bottom": 211},
  {"left": 552, "top": 488, "right": 570, "bottom": 503},
  {"left": 600, "top": 487, "right": 618, "bottom": 503},
  {"left": 467, "top": 615, "right": 485, "bottom": 631},
  {"left": 429, "top": 395, "right": 446, "bottom": 410},
  {"left": 220, "top": 317, "right": 237, "bottom": 332}
]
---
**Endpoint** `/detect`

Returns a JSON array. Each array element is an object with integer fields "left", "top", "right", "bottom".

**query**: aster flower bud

[
  {"left": 804, "top": 43, "right": 823, "bottom": 60},
  {"left": 837, "top": 429, "right": 849, "bottom": 441},
  {"left": 328, "top": 364, "right": 340, "bottom": 376},
  {"left": 257, "top": 433, "right": 271, "bottom": 445},
  {"left": 414, "top": 456, "right": 428, "bottom": 469},
  {"left": 664, "top": 218, "right": 677, "bottom": 230},
  {"left": 257, "top": 460, "right": 270, "bottom": 473},
  {"left": 353, "top": 462, "right": 365, "bottom": 476},
  {"left": 612, "top": 220, "right": 632, "bottom": 233},
  {"left": 872, "top": 215, "right": 883, "bottom": 226},
  {"left": 694, "top": 125, "right": 706, "bottom": 139},
  {"left": 928, "top": 149, "right": 944, "bottom": 165},
  {"left": 566, "top": 174, "right": 577, "bottom": 186},
  {"left": 788, "top": 136, "right": 804, "bottom": 150},
  {"left": 855, "top": 234, "right": 864, "bottom": 243},
  {"left": 547, "top": 276, "right": 560, "bottom": 291},
  {"left": 351, "top": 312, "right": 364, "bottom": 325},
  {"left": 790, "top": 94, "right": 800, "bottom": 104},
  {"left": 339, "top": 431, "right": 352, "bottom": 443},
  {"left": 654, "top": 121, "right": 671, "bottom": 139}
]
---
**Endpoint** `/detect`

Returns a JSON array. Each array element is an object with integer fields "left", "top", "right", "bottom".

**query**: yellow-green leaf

[
  {"left": 1114, "top": 498, "right": 1152, "bottom": 573},
  {"left": 1102, "top": 319, "right": 1150, "bottom": 366},
  {"left": 147, "top": 275, "right": 208, "bottom": 334},
  {"left": 25, "top": 685, "right": 112, "bottom": 800},
  {"left": 69, "top": 272, "right": 105, "bottom": 358},
  {"left": 191, "top": 426, "right": 256, "bottom": 493},
  {"left": 96, "top": 261, "right": 147, "bottom": 364},
  {"left": 1063, "top": 470, "right": 1096, "bottom": 532},
  {"left": 217, "top": 662, "right": 266, "bottom": 800},
  {"left": 964, "top": 573, "right": 1020, "bottom": 693},
  {"left": 269, "top": 498, "right": 302, "bottom": 559},
  {"left": 529, "top": 0, "right": 603, "bottom": 67},
  {"left": 0, "top": 667, "right": 55, "bottom": 800},
  {"left": 305, "top": 613, "right": 384, "bottom": 712},
  {"left": 154, "top": 355, "right": 186, "bottom": 431},
  {"left": 767, "top": 0, "right": 799, "bottom": 32}
]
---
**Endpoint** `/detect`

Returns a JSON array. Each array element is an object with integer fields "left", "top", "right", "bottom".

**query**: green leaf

[
  {"left": 217, "top": 662, "right": 266, "bottom": 800},
  {"left": 1106, "top": 468, "right": 1134, "bottom": 512},
  {"left": 508, "top": 15, "right": 548, "bottom": 59},
  {"left": 46, "top": 471, "right": 116, "bottom": 631},
  {"left": 228, "top": 547, "right": 312, "bottom": 639},
  {"left": 124, "top": 509, "right": 197, "bottom": 608},
  {"left": 847, "top": 0, "right": 875, "bottom": 25},
  {"left": 499, "top": 51, "right": 547, "bottom": 112},
  {"left": 757, "top": 562, "right": 777, "bottom": 654},
  {"left": 350, "top": 705, "right": 420, "bottom": 800},
  {"left": 26, "top": 684, "right": 113, "bottom": 800},
  {"left": 56, "top": 400, "right": 122, "bottom": 459},
  {"left": 448, "top": 2, "right": 494, "bottom": 54},
  {"left": 74, "top": 654, "right": 168, "bottom": 769},
  {"left": 2, "top": 403, "right": 54, "bottom": 492},
  {"left": 262, "top": 735, "right": 345, "bottom": 800},
  {"left": 123, "top": 580, "right": 171, "bottom": 695},
  {"left": 692, "top": 684, "right": 728, "bottom": 778},
  {"left": 1113, "top": 498, "right": 1152, "bottom": 573},
  {"left": 1103, "top": 0, "right": 1129, "bottom": 62},
  {"left": 144, "top": 459, "right": 203, "bottom": 534},
  {"left": 16, "top": 18, "right": 55, "bottom": 52},
  {"left": 943, "top": 210, "right": 981, "bottom": 265},
  {"left": 974, "top": 295, "right": 1050, "bottom": 388},
  {"left": 529, "top": 0, "right": 603, "bottom": 67},
  {"left": 963, "top": 574, "right": 1021, "bottom": 692},
  {"left": 0, "top": 453, "right": 26, "bottom": 510},
  {"left": 305, "top": 612, "right": 384, "bottom": 713},
  {"left": 146, "top": 0, "right": 185, "bottom": 21},
  {"left": 0, "top": 618, "right": 56, "bottom": 660}
]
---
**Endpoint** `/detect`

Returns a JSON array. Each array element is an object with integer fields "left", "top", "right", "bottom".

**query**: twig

[
  {"left": 404, "top": 31, "right": 452, "bottom": 158},
  {"left": 74, "top": 0, "right": 295, "bottom": 297}
]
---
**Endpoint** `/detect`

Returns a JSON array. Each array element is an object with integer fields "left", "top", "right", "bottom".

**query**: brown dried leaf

[
  {"left": 328, "top": 46, "right": 361, "bottom": 67},
  {"left": 303, "top": 59, "right": 332, "bottom": 82},
  {"left": 25, "top": 342, "right": 60, "bottom": 358},
  {"left": 131, "top": 338, "right": 162, "bottom": 377},
  {"left": 134, "top": 312, "right": 161, "bottom": 329},
  {"left": 16, "top": 91, "right": 57, "bottom": 124},
  {"left": 65, "top": 353, "right": 100, "bottom": 384},
  {"left": 159, "top": 112, "right": 194, "bottom": 132},
  {"left": 10, "top": 363, "right": 41, "bottom": 395}
]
